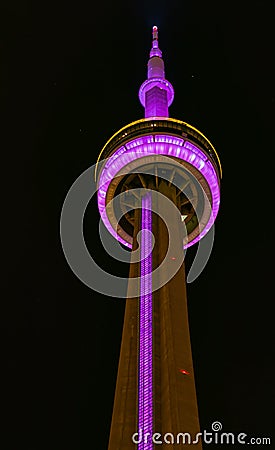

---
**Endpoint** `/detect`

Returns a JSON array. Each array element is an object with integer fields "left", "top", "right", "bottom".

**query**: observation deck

[{"left": 96, "top": 117, "right": 221, "bottom": 249}]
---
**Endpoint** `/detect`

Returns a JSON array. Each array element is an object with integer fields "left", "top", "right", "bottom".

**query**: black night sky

[{"left": 1, "top": 1, "right": 275, "bottom": 449}]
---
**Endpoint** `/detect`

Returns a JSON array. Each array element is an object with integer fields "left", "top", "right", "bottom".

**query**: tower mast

[{"left": 139, "top": 26, "right": 174, "bottom": 118}]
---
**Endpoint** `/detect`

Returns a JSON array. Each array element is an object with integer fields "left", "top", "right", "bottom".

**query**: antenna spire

[
  {"left": 138, "top": 26, "right": 174, "bottom": 117},
  {"left": 150, "top": 25, "right": 162, "bottom": 58},
  {"left": 152, "top": 25, "right": 158, "bottom": 42}
]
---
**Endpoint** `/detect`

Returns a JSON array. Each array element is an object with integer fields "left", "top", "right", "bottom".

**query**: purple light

[
  {"left": 97, "top": 135, "right": 220, "bottom": 249},
  {"left": 139, "top": 78, "right": 174, "bottom": 108},
  {"left": 145, "top": 86, "right": 168, "bottom": 118},
  {"left": 138, "top": 192, "right": 153, "bottom": 450},
  {"left": 96, "top": 28, "right": 221, "bottom": 449}
]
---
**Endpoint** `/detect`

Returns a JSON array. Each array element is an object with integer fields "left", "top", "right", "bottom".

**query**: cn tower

[{"left": 95, "top": 26, "right": 221, "bottom": 449}]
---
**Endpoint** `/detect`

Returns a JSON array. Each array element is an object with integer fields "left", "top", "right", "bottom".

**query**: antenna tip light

[{"left": 152, "top": 25, "right": 158, "bottom": 41}]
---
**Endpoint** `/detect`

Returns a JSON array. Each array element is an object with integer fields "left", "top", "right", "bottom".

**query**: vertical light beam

[{"left": 138, "top": 192, "right": 153, "bottom": 450}]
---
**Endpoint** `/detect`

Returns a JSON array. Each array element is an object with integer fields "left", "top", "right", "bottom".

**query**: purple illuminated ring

[
  {"left": 139, "top": 77, "right": 174, "bottom": 107},
  {"left": 97, "top": 134, "right": 220, "bottom": 249}
]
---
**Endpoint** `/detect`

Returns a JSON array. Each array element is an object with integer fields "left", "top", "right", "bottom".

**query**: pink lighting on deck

[
  {"left": 139, "top": 78, "right": 174, "bottom": 108},
  {"left": 97, "top": 134, "right": 220, "bottom": 249}
]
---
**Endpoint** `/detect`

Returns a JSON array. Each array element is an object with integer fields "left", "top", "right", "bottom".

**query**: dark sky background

[{"left": 1, "top": 0, "right": 275, "bottom": 449}]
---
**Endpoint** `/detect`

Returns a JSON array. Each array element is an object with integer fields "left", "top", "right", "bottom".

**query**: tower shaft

[
  {"left": 152, "top": 183, "right": 201, "bottom": 447},
  {"left": 107, "top": 181, "right": 202, "bottom": 449}
]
